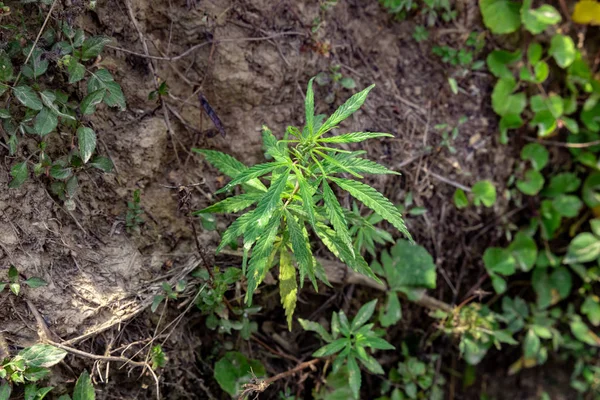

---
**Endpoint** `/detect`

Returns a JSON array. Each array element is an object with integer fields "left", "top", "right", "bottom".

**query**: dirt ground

[{"left": 0, "top": 0, "right": 567, "bottom": 399}]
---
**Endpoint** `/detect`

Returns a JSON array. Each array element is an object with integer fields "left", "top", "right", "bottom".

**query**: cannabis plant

[{"left": 194, "top": 80, "right": 411, "bottom": 328}]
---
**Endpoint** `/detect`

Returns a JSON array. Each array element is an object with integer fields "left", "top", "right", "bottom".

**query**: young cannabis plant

[
  {"left": 300, "top": 300, "right": 394, "bottom": 399},
  {"left": 194, "top": 79, "right": 411, "bottom": 328}
]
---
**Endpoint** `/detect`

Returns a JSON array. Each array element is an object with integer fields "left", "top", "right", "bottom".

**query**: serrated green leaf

[
  {"left": 351, "top": 299, "right": 377, "bottom": 330},
  {"left": 34, "top": 107, "right": 58, "bottom": 136},
  {"left": 0, "top": 51, "right": 14, "bottom": 82},
  {"left": 73, "top": 371, "right": 95, "bottom": 400},
  {"left": 323, "top": 179, "right": 353, "bottom": 256},
  {"left": 195, "top": 193, "right": 262, "bottom": 214},
  {"left": 317, "top": 84, "right": 375, "bottom": 136},
  {"left": 319, "top": 132, "right": 393, "bottom": 143},
  {"left": 279, "top": 248, "right": 297, "bottom": 330},
  {"left": 330, "top": 177, "right": 412, "bottom": 241},
  {"left": 250, "top": 168, "right": 289, "bottom": 228},
  {"left": 356, "top": 352, "right": 385, "bottom": 375},
  {"left": 298, "top": 318, "right": 332, "bottom": 342},
  {"left": 16, "top": 344, "right": 67, "bottom": 368},
  {"left": 194, "top": 149, "right": 266, "bottom": 193},
  {"left": 285, "top": 210, "right": 315, "bottom": 287},
  {"left": 347, "top": 355, "right": 361, "bottom": 399},
  {"left": 313, "top": 338, "right": 348, "bottom": 357},
  {"left": 23, "top": 277, "right": 47, "bottom": 288},
  {"left": 81, "top": 89, "right": 105, "bottom": 115},
  {"left": 13, "top": 86, "right": 43, "bottom": 110},
  {"left": 81, "top": 36, "right": 112, "bottom": 61},
  {"left": 9, "top": 162, "right": 28, "bottom": 188},
  {"left": 102, "top": 81, "right": 126, "bottom": 111},
  {"left": 77, "top": 127, "right": 96, "bottom": 163},
  {"left": 297, "top": 172, "right": 317, "bottom": 228},
  {"left": 216, "top": 162, "right": 285, "bottom": 194},
  {"left": 89, "top": 156, "right": 113, "bottom": 172},
  {"left": 305, "top": 77, "right": 315, "bottom": 138},
  {"left": 245, "top": 212, "right": 281, "bottom": 304},
  {"left": 552, "top": 194, "right": 582, "bottom": 218}
]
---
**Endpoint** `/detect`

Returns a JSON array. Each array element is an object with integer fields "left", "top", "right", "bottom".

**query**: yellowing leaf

[
  {"left": 279, "top": 248, "right": 297, "bottom": 330},
  {"left": 573, "top": 0, "right": 600, "bottom": 25}
]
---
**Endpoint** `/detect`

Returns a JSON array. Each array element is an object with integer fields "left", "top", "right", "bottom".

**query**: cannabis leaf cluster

[{"left": 194, "top": 79, "right": 411, "bottom": 328}]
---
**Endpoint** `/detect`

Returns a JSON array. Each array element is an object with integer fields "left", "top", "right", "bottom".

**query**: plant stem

[{"left": 264, "top": 358, "right": 321, "bottom": 385}]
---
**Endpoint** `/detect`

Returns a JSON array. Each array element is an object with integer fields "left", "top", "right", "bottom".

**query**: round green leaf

[
  {"left": 527, "top": 43, "right": 543, "bottom": 64},
  {"left": 564, "top": 233, "right": 600, "bottom": 264},
  {"left": 487, "top": 49, "right": 522, "bottom": 79},
  {"left": 522, "top": 4, "right": 561, "bottom": 34},
  {"left": 472, "top": 180, "right": 497, "bottom": 207},
  {"left": 549, "top": 34, "right": 576, "bottom": 68},
  {"left": 479, "top": 0, "right": 522, "bottom": 34},
  {"left": 508, "top": 232, "right": 537, "bottom": 272},
  {"left": 483, "top": 247, "right": 516, "bottom": 275},
  {"left": 453, "top": 188, "right": 469, "bottom": 209},
  {"left": 520, "top": 143, "right": 548, "bottom": 171},
  {"left": 542, "top": 172, "right": 581, "bottom": 197},
  {"left": 552, "top": 194, "right": 583, "bottom": 218},
  {"left": 517, "top": 169, "right": 544, "bottom": 195},
  {"left": 583, "top": 172, "right": 600, "bottom": 208}
]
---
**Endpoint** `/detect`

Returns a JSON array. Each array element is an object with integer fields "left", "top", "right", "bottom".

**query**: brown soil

[{"left": 0, "top": 0, "right": 568, "bottom": 399}]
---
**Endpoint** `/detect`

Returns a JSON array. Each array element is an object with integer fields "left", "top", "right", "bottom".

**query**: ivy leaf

[
  {"left": 330, "top": 177, "right": 412, "bottom": 241},
  {"left": 34, "top": 107, "right": 58, "bottom": 136},
  {"left": 9, "top": 162, "right": 28, "bottom": 188},
  {"left": 317, "top": 84, "right": 375, "bottom": 136},
  {"left": 279, "top": 249, "right": 297, "bottom": 330},
  {"left": 479, "top": 0, "right": 522, "bottom": 34},
  {"left": 549, "top": 34, "right": 576, "bottom": 68},
  {"left": 472, "top": 180, "right": 497, "bottom": 207},
  {"left": 81, "top": 36, "right": 112, "bottom": 61},
  {"left": 72, "top": 371, "right": 95, "bottom": 400},
  {"left": 13, "top": 86, "right": 43, "bottom": 110},
  {"left": 77, "top": 127, "right": 97, "bottom": 163}
]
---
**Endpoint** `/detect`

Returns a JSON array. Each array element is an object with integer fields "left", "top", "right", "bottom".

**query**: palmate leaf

[
  {"left": 317, "top": 84, "right": 375, "bottom": 136},
  {"left": 245, "top": 211, "right": 281, "bottom": 304},
  {"left": 193, "top": 149, "right": 267, "bottom": 192},
  {"left": 279, "top": 248, "right": 297, "bottom": 330},
  {"left": 316, "top": 150, "right": 363, "bottom": 179},
  {"left": 334, "top": 156, "right": 399, "bottom": 176},
  {"left": 330, "top": 177, "right": 412, "bottom": 241},
  {"left": 249, "top": 168, "right": 290, "bottom": 228},
  {"left": 216, "top": 211, "right": 256, "bottom": 253},
  {"left": 285, "top": 210, "right": 316, "bottom": 289},
  {"left": 194, "top": 193, "right": 263, "bottom": 214},
  {"left": 262, "top": 125, "right": 288, "bottom": 162},
  {"left": 216, "top": 162, "right": 285, "bottom": 194},
  {"left": 305, "top": 77, "right": 315, "bottom": 138},
  {"left": 297, "top": 172, "right": 317, "bottom": 228},
  {"left": 322, "top": 179, "right": 354, "bottom": 256},
  {"left": 315, "top": 223, "right": 379, "bottom": 281},
  {"left": 319, "top": 132, "right": 393, "bottom": 143}
]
